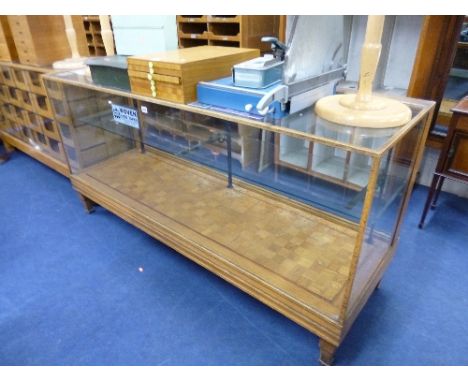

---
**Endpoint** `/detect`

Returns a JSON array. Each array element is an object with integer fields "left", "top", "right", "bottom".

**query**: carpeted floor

[{"left": 0, "top": 150, "right": 467, "bottom": 365}]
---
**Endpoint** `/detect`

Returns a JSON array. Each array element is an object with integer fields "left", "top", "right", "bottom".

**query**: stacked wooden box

[{"left": 127, "top": 45, "right": 259, "bottom": 103}]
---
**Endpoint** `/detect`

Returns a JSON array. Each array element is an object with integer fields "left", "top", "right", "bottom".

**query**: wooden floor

[{"left": 80, "top": 150, "right": 361, "bottom": 320}]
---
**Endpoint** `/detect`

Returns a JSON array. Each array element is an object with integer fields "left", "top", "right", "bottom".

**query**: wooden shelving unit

[
  {"left": 82, "top": 15, "right": 106, "bottom": 56},
  {"left": 76, "top": 15, "right": 112, "bottom": 56},
  {"left": 177, "top": 15, "right": 280, "bottom": 52},
  {"left": 0, "top": 62, "right": 69, "bottom": 176}
]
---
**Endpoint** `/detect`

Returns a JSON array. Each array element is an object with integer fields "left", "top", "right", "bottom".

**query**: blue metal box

[{"left": 196, "top": 77, "right": 286, "bottom": 118}]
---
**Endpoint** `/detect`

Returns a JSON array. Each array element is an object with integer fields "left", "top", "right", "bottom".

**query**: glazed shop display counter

[{"left": 43, "top": 69, "right": 434, "bottom": 365}]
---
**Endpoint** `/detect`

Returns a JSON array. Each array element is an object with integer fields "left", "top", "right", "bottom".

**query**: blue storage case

[{"left": 197, "top": 77, "right": 286, "bottom": 118}]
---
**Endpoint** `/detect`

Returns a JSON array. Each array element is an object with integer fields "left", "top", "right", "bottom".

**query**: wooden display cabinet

[
  {"left": 407, "top": 16, "right": 465, "bottom": 144},
  {"left": 0, "top": 61, "right": 69, "bottom": 175},
  {"left": 43, "top": 69, "right": 434, "bottom": 365}
]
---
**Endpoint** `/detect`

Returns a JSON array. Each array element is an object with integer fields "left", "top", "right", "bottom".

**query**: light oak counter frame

[{"left": 43, "top": 71, "right": 435, "bottom": 365}]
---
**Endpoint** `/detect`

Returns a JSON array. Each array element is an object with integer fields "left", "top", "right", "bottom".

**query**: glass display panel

[
  {"left": 138, "top": 101, "right": 378, "bottom": 222},
  {"left": 347, "top": 119, "right": 426, "bottom": 314},
  {"left": 46, "top": 70, "right": 427, "bottom": 152},
  {"left": 140, "top": 102, "right": 233, "bottom": 174},
  {"left": 44, "top": 80, "right": 139, "bottom": 173},
  {"left": 45, "top": 72, "right": 428, "bottom": 225}
]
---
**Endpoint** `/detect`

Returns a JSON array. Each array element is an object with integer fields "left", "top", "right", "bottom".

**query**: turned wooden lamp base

[{"left": 315, "top": 94, "right": 412, "bottom": 129}]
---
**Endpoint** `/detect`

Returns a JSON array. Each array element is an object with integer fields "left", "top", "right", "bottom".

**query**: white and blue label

[{"left": 111, "top": 104, "right": 139, "bottom": 129}]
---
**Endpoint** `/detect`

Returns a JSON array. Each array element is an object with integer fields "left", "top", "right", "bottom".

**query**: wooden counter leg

[
  {"left": 3, "top": 140, "right": 15, "bottom": 154},
  {"left": 0, "top": 139, "right": 13, "bottom": 164},
  {"left": 0, "top": 152, "right": 9, "bottom": 164},
  {"left": 375, "top": 279, "right": 382, "bottom": 290},
  {"left": 78, "top": 193, "right": 96, "bottom": 214},
  {"left": 319, "top": 338, "right": 337, "bottom": 366}
]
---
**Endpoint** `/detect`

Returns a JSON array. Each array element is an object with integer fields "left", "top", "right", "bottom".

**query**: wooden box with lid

[{"left": 127, "top": 45, "right": 259, "bottom": 103}]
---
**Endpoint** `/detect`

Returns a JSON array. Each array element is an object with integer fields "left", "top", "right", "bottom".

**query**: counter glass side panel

[
  {"left": 346, "top": 118, "right": 426, "bottom": 315},
  {"left": 44, "top": 79, "right": 140, "bottom": 174}
]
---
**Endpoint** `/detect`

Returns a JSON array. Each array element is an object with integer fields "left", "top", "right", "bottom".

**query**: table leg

[
  {"left": 319, "top": 338, "right": 337, "bottom": 366},
  {"left": 0, "top": 139, "right": 13, "bottom": 164},
  {"left": 375, "top": 279, "right": 382, "bottom": 290},
  {"left": 431, "top": 176, "right": 445, "bottom": 209},
  {"left": 3, "top": 140, "right": 15, "bottom": 154},
  {"left": 77, "top": 193, "right": 96, "bottom": 214},
  {"left": 418, "top": 174, "right": 440, "bottom": 229}
]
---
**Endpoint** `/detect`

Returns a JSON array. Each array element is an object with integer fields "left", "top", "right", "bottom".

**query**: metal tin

[{"left": 232, "top": 56, "right": 283, "bottom": 89}]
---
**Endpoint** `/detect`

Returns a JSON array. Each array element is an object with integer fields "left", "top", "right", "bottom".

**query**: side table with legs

[{"left": 419, "top": 96, "right": 468, "bottom": 228}]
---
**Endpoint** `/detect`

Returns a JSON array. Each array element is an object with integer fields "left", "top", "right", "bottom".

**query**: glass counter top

[{"left": 45, "top": 68, "right": 435, "bottom": 155}]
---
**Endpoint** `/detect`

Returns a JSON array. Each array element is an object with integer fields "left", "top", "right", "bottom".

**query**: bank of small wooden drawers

[
  {"left": 0, "top": 62, "right": 66, "bottom": 164},
  {"left": 6, "top": 16, "right": 73, "bottom": 66}
]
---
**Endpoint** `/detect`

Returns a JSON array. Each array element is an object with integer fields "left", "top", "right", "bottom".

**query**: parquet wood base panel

[
  {"left": 78, "top": 150, "right": 360, "bottom": 318},
  {"left": 71, "top": 150, "right": 395, "bottom": 354}
]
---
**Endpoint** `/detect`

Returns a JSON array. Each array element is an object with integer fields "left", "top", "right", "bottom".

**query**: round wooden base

[{"left": 315, "top": 94, "right": 412, "bottom": 128}]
